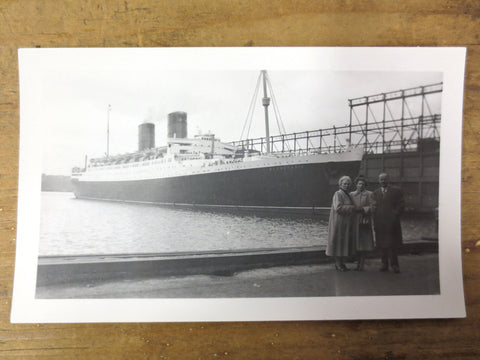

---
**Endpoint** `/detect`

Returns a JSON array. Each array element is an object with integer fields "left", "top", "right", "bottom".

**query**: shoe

[
  {"left": 335, "top": 264, "right": 350, "bottom": 272},
  {"left": 354, "top": 264, "right": 364, "bottom": 271},
  {"left": 392, "top": 265, "right": 400, "bottom": 273},
  {"left": 379, "top": 265, "right": 388, "bottom": 272},
  {"left": 355, "top": 258, "right": 365, "bottom": 271}
]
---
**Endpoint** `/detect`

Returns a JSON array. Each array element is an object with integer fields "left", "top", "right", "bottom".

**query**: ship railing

[{"left": 87, "top": 156, "right": 170, "bottom": 172}]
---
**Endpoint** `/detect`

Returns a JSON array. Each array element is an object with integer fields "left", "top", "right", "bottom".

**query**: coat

[
  {"left": 350, "top": 189, "right": 376, "bottom": 252},
  {"left": 325, "top": 189, "right": 356, "bottom": 257},
  {"left": 372, "top": 186, "right": 404, "bottom": 249}
]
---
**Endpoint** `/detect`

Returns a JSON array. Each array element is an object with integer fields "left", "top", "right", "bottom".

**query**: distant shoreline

[{"left": 41, "top": 174, "right": 73, "bottom": 192}]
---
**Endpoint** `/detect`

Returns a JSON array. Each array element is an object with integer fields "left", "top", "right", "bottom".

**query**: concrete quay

[{"left": 36, "top": 241, "right": 439, "bottom": 299}]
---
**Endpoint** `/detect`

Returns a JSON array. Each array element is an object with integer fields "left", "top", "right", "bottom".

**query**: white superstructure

[{"left": 77, "top": 134, "right": 364, "bottom": 182}]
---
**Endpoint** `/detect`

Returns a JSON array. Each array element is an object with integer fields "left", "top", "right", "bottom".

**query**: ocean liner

[{"left": 71, "top": 71, "right": 364, "bottom": 213}]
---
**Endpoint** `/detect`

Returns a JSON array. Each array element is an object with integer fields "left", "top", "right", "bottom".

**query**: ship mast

[
  {"left": 261, "top": 70, "right": 271, "bottom": 154},
  {"left": 240, "top": 70, "right": 286, "bottom": 155}
]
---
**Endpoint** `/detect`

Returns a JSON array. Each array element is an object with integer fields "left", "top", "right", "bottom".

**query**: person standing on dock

[
  {"left": 373, "top": 173, "right": 405, "bottom": 273},
  {"left": 326, "top": 175, "right": 356, "bottom": 271},
  {"left": 350, "top": 175, "right": 376, "bottom": 271}
]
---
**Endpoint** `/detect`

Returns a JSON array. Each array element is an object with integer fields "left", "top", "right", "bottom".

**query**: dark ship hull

[{"left": 72, "top": 159, "right": 362, "bottom": 213}]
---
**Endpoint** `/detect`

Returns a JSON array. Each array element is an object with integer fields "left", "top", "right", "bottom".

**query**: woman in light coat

[{"left": 325, "top": 175, "right": 356, "bottom": 271}]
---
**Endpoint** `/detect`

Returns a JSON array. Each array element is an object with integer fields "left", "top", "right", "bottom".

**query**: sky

[{"left": 18, "top": 48, "right": 443, "bottom": 175}]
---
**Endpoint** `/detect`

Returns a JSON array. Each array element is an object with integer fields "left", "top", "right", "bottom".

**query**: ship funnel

[
  {"left": 138, "top": 122, "right": 155, "bottom": 151},
  {"left": 168, "top": 111, "right": 187, "bottom": 139}
]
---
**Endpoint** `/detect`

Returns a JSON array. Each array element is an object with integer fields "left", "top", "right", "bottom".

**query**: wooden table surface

[{"left": 1, "top": 1, "right": 479, "bottom": 359}]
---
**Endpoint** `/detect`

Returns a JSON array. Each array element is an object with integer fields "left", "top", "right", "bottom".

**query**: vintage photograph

[{"left": 11, "top": 48, "right": 465, "bottom": 322}]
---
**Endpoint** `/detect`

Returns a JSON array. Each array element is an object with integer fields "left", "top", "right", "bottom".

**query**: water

[
  {"left": 39, "top": 192, "right": 436, "bottom": 256},
  {"left": 39, "top": 192, "right": 328, "bottom": 256}
]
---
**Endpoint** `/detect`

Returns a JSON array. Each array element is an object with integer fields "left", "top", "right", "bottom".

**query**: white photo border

[{"left": 11, "top": 47, "right": 466, "bottom": 322}]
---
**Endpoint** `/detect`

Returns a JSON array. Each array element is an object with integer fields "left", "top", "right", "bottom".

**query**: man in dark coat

[{"left": 373, "top": 173, "right": 405, "bottom": 273}]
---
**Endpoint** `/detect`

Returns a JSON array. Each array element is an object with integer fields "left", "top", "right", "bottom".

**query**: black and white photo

[{"left": 11, "top": 47, "right": 466, "bottom": 322}]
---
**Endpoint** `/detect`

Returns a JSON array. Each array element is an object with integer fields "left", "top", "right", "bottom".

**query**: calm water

[
  {"left": 39, "top": 192, "right": 436, "bottom": 256},
  {"left": 39, "top": 192, "right": 329, "bottom": 256}
]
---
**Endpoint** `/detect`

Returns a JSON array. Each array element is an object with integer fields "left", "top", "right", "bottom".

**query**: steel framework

[{"left": 230, "top": 83, "right": 442, "bottom": 155}]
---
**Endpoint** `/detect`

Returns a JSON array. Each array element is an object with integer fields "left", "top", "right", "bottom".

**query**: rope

[
  {"left": 265, "top": 74, "right": 287, "bottom": 135},
  {"left": 240, "top": 72, "right": 262, "bottom": 140}
]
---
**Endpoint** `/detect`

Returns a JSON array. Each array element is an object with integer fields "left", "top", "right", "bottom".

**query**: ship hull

[{"left": 72, "top": 160, "right": 361, "bottom": 211}]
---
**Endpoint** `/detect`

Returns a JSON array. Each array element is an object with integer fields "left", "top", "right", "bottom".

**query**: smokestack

[
  {"left": 168, "top": 111, "right": 187, "bottom": 139},
  {"left": 138, "top": 122, "right": 155, "bottom": 151}
]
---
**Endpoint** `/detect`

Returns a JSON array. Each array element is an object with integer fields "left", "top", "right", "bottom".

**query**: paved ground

[{"left": 36, "top": 253, "right": 439, "bottom": 298}]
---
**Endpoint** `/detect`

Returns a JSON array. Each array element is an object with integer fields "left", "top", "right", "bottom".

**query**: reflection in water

[
  {"left": 40, "top": 192, "right": 328, "bottom": 256},
  {"left": 40, "top": 192, "right": 436, "bottom": 256}
]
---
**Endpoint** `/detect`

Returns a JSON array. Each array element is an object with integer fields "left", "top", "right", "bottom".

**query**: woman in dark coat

[
  {"left": 325, "top": 175, "right": 356, "bottom": 271},
  {"left": 350, "top": 176, "right": 376, "bottom": 271}
]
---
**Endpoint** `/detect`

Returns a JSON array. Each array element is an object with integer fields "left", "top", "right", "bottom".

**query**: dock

[{"left": 36, "top": 241, "right": 438, "bottom": 289}]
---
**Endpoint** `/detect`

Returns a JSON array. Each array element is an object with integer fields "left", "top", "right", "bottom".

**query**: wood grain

[{"left": 1, "top": 0, "right": 479, "bottom": 358}]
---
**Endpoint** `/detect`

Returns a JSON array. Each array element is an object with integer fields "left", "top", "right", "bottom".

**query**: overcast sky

[{"left": 19, "top": 48, "right": 443, "bottom": 175}]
